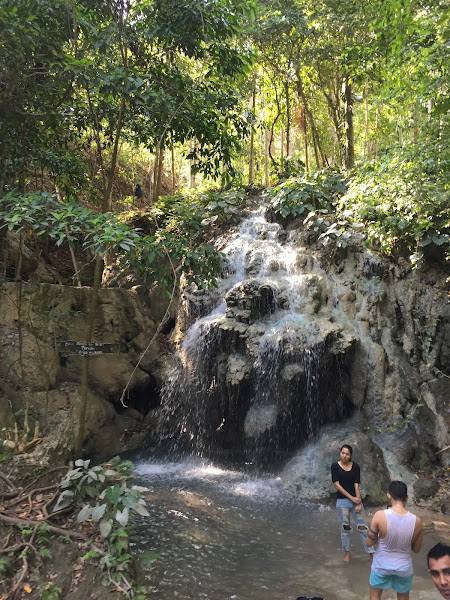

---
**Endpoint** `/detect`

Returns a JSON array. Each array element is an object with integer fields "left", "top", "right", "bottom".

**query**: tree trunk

[
  {"left": 264, "top": 128, "right": 269, "bottom": 186},
  {"left": 284, "top": 81, "right": 291, "bottom": 157},
  {"left": 312, "top": 135, "right": 320, "bottom": 170},
  {"left": 296, "top": 71, "right": 327, "bottom": 169},
  {"left": 412, "top": 104, "right": 418, "bottom": 145},
  {"left": 299, "top": 106, "right": 309, "bottom": 176},
  {"left": 189, "top": 141, "right": 197, "bottom": 188},
  {"left": 344, "top": 74, "right": 354, "bottom": 170},
  {"left": 249, "top": 90, "right": 256, "bottom": 185},
  {"left": 373, "top": 105, "right": 379, "bottom": 159},
  {"left": 152, "top": 144, "right": 160, "bottom": 201},
  {"left": 171, "top": 144, "right": 175, "bottom": 194},
  {"left": 155, "top": 146, "right": 164, "bottom": 201},
  {"left": 319, "top": 70, "right": 345, "bottom": 167},
  {"left": 76, "top": 255, "right": 102, "bottom": 457},
  {"left": 365, "top": 77, "right": 370, "bottom": 159}
]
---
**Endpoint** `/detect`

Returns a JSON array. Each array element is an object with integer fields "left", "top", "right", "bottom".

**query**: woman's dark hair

[
  {"left": 388, "top": 480, "right": 408, "bottom": 501},
  {"left": 340, "top": 444, "right": 353, "bottom": 455}
]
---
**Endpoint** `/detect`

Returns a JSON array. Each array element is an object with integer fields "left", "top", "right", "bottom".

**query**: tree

[{"left": 0, "top": 0, "right": 256, "bottom": 199}]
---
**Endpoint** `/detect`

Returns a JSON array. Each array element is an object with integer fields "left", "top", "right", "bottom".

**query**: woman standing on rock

[{"left": 331, "top": 444, "right": 375, "bottom": 562}]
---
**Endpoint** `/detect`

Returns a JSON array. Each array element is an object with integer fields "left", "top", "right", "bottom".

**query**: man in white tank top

[{"left": 366, "top": 480, "right": 423, "bottom": 600}]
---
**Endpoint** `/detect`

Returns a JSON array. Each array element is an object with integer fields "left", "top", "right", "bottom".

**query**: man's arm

[
  {"left": 411, "top": 517, "right": 423, "bottom": 553},
  {"left": 366, "top": 511, "right": 381, "bottom": 547}
]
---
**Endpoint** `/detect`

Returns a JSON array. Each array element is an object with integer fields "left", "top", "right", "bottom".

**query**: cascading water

[
  {"left": 132, "top": 205, "right": 444, "bottom": 600},
  {"left": 157, "top": 206, "right": 353, "bottom": 463}
]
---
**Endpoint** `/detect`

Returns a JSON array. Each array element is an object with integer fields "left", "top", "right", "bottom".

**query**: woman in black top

[{"left": 331, "top": 444, "right": 375, "bottom": 562}]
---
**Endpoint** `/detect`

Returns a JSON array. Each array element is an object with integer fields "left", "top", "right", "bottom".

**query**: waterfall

[{"left": 157, "top": 207, "right": 354, "bottom": 463}]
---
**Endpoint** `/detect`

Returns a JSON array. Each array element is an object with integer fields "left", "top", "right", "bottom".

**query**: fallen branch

[
  {"left": 434, "top": 444, "right": 450, "bottom": 455},
  {"left": 1, "top": 531, "right": 12, "bottom": 551},
  {"left": 0, "top": 513, "right": 87, "bottom": 540}
]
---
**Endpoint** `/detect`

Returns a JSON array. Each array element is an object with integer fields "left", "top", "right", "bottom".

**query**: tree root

[
  {"left": 8, "top": 554, "right": 29, "bottom": 600},
  {"left": 0, "top": 470, "right": 18, "bottom": 499}
]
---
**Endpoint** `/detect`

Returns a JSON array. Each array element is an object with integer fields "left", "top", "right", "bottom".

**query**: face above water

[
  {"left": 429, "top": 555, "right": 450, "bottom": 599},
  {"left": 339, "top": 448, "right": 352, "bottom": 464}
]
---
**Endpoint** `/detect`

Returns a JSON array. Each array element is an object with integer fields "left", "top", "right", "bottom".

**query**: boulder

[
  {"left": 413, "top": 477, "right": 440, "bottom": 501},
  {"left": 441, "top": 499, "right": 450, "bottom": 516},
  {"left": 281, "top": 424, "right": 390, "bottom": 504}
]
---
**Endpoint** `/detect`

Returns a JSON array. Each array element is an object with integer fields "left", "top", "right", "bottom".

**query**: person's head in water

[
  {"left": 387, "top": 480, "right": 408, "bottom": 503},
  {"left": 427, "top": 543, "right": 450, "bottom": 599},
  {"left": 339, "top": 444, "right": 352, "bottom": 464}
]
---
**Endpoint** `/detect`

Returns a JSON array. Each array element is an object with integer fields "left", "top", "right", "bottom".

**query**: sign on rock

[{"left": 60, "top": 341, "right": 121, "bottom": 356}]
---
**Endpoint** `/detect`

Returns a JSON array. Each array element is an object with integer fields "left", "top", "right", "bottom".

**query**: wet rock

[
  {"left": 225, "top": 279, "right": 278, "bottom": 323},
  {"left": 282, "top": 364, "right": 305, "bottom": 381},
  {"left": 414, "top": 477, "right": 440, "bottom": 500},
  {"left": 281, "top": 424, "right": 390, "bottom": 504},
  {"left": 362, "top": 250, "right": 388, "bottom": 279},
  {"left": 244, "top": 403, "right": 279, "bottom": 438},
  {"left": 226, "top": 355, "right": 251, "bottom": 385}
]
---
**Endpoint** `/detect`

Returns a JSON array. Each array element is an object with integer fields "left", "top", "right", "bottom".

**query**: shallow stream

[{"left": 132, "top": 455, "right": 442, "bottom": 600}]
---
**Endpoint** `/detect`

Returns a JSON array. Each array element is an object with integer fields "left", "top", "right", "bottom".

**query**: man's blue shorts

[{"left": 369, "top": 569, "right": 414, "bottom": 594}]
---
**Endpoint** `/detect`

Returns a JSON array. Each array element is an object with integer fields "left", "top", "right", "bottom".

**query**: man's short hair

[
  {"left": 427, "top": 542, "right": 450, "bottom": 567},
  {"left": 388, "top": 480, "right": 408, "bottom": 501}
]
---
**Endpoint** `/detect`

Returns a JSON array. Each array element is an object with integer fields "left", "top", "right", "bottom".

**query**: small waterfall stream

[{"left": 157, "top": 207, "right": 353, "bottom": 461}]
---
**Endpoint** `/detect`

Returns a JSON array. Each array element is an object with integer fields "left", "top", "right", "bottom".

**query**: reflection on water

[{"left": 132, "top": 456, "right": 443, "bottom": 600}]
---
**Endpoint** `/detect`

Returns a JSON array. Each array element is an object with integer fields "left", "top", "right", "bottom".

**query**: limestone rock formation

[
  {"left": 163, "top": 206, "right": 449, "bottom": 499},
  {"left": 0, "top": 282, "right": 165, "bottom": 461}
]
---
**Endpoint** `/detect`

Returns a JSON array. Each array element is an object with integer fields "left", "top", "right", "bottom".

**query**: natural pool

[{"left": 131, "top": 455, "right": 443, "bottom": 600}]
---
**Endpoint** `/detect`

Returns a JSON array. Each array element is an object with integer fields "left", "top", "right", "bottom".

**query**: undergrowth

[{"left": 269, "top": 141, "right": 450, "bottom": 267}]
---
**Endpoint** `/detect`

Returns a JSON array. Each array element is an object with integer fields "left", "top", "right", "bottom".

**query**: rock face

[
  {"left": 0, "top": 282, "right": 166, "bottom": 462},
  {"left": 161, "top": 207, "right": 449, "bottom": 499},
  {"left": 281, "top": 425, "right": 390, "bottom": 505},
  {"left": 1, "top": 202, "right": 448, "bottom": 503}
]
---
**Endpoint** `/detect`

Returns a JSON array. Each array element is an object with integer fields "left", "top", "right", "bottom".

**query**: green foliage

[
  {"left": 0, "top": 190, "right": 224, "bottom": 291},
  {"left": 0, "top": 556, "right": 12, "bottom": 578},
  {"left": 53, "top": 457, "right": 148, "bottom": 529},
  {"left": 270, "top": 169, "right": 347, "bottom": 218},
  {"left": 35, "top": 523, "right": 53, "bottom": 548},
  {"left": 0, "top": 0, "right": 78, "bottom": 185},
  {"left": 54, "top": 457, "right": 154, "bottom": 594},
  {"left": 275, "top": 157, "right": 306, "bottom": 181},
  {"left": 0, "top": 0, "right": 256, "bottom": 191},
  {"left": 200, "top": 189, "right": 247, "bottom": 225},
  {"left": 0, "top": 445, "right": 14, "bottom": 463},
  {"left": 269, "top": 151, "right": 450, "bottom": 265},
  {"left": 341, "top": 141, "right": 450, "bottom": 263},
  {"left": 39, "top": 582, "right": 62, "bottom": 600}
]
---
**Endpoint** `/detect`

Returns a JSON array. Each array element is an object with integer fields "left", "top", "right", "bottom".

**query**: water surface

[{"left": 132, "top": 456, "right": 442, "bottom": 600}]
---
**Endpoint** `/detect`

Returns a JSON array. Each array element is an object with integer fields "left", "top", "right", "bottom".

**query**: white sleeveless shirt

[{"left": 372, "top": 508, "right": 417, "bottom": 577}]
